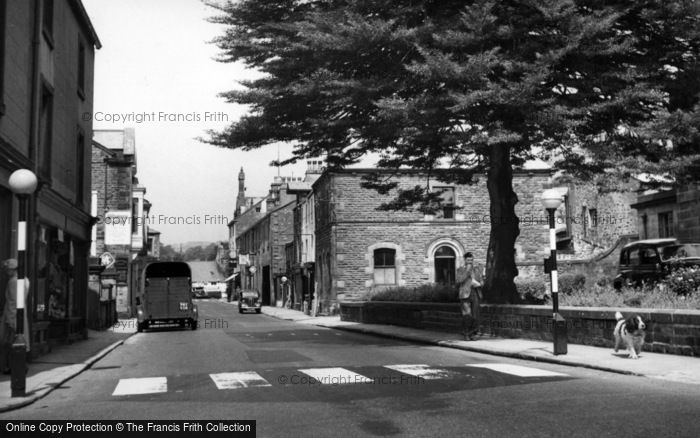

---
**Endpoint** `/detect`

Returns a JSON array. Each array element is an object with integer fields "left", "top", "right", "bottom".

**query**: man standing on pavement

[
  {"left": 0, "top": 259, "right": 30, "bottom": 373},
  {"left": 456, "top": 252, "right": 484, "bottom": 340}
]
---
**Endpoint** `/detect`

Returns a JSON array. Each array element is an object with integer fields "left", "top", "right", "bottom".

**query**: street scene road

[{"left": 2, "top": 300, "right": 699, "bottom": 438}]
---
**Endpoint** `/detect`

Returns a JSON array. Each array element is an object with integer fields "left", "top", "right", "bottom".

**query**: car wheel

[
  {"left": 239, "top": 308, "right": 243, "bottom": 314},
  {"left": 191, "top": 320, "right": 198, "bottom": 330},
  {"left": 256, "top": 309, "right": 261, "bottom": 314}
]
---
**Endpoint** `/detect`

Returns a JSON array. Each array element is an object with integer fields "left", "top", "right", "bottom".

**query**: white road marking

[
  {"left": 298, "top": 367, "right": 373, "bottom": 384},
  {"left": 384, "top": 364, "right": 452, "bottom": 380},
  {"left": 466, "top": 363, "right": 568, "bottom": 377},
  {"left": 210, "top": 371, "right": 272, "bottom": 389},
  {"left": 112, "top": 377, "right": 167, "bottom": 396}
]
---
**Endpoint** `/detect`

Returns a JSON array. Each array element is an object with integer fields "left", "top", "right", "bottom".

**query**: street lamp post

[
  {"left": 8, "top": 169, "right": 38, "bottom": 397},
  {"left": 541, "top": 189, "right": 567, "bottom": 356}
]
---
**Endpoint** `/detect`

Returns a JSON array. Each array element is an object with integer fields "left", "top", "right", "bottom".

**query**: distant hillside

[
  {"left": 159, "top": 241, "right": 220, "bottom": 262},
  {"left": 162, "top": 241, "right": 213, "bottom": 252}
]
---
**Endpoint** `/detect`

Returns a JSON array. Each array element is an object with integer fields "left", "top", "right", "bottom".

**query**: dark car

[
  {"left": 238, "top": 289, "right": 262, "bottom": 314},
  {"left": 191, "top": 285, "right": 206, "bottom": 298},
  {"left": 613, "top": 238, "right": 700, "bottom": 289}
]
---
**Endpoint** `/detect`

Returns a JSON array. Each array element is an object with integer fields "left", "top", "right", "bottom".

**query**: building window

[
  {"left": 39, "top": 84, "right": 54, "bottom": 179},
  {"left": 0, "top": 0, "right": 7, "bottom": 115},
  {"left": 658, "top": 211, "right": 673, "bottom": 238},
  {"left": 641, "top": 214, "right": 648, "bottom": 239},
  {"left": 432, "top": 186, "right": 455, "bottom": 219},
  {"left": 76, "top": 130, "right": 85, "bottom": 205},
  {"left": 584, "top": 207, "right": 598, "bottom": 239},
  {"left": 434, "top": 245, "right": 456, "bottom": 284},
  {"left": 373, "top": 248, "right": 396, "bottom": 285},
  {"left": 131, "top": 198, "right": 139, "bottom": 234},
  {"left": 42, "top": 0, "right": 54, "bottom": 43},
  {"left": 77, "top": 39, "right": 86, "bottom": 98}
]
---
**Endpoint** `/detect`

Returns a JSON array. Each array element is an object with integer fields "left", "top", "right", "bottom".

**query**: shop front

[{"left": 34, "top": 224, "right": 90, "bottom": 349}]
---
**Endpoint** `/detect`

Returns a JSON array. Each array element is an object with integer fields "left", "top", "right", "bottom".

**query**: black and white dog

[{"left": 613, "top": 311, "right": 647, "bottom": 359}]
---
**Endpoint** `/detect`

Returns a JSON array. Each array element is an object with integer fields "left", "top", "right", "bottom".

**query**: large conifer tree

[{"left": 206, "top": 0, "right": 700, "bottom": 303}]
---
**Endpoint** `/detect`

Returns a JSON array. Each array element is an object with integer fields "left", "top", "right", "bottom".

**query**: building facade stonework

[
  {"left": 0, "top": 0, "right": 100, "bottom": 354},
  {"left": 312, "top": 169, "right": 554, "bottom": 314}
]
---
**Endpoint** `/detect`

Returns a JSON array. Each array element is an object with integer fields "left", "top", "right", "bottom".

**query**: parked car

[
  {"left": 613, "top": 238, "right": 700, "bottom": 289},
  {"left": 238, "top": 289, "right": 262, "bottom": 314},
  {"left": 203, "top": 282, "right": 223, "bottom": 299},
  {"left": 191, "top": 284, "right": 206, "bottom": 298}
]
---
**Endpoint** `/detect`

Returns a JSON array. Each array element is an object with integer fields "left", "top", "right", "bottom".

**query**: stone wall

[{"left": 340, "top": 302, "right": 700, "bottom": 356}]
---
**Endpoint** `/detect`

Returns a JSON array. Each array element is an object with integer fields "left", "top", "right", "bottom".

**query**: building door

[
  {"left": 262, "top": 265, "right": 271, "bottom": 306},
  {"left": 0, "top": 187, "right": 12, "bottom": 312},
  {"left": 434, "top": 245, "right": 456, "bottom": 284}
]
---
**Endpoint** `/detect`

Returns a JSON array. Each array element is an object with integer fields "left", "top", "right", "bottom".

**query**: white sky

[{"left": 83, "top": 0, "right": 310, "bottom": 245}]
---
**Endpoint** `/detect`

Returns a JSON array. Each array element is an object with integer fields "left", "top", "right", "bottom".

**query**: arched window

[
  {"left": 374, "top": 248, "right": 396, "bottom": 285},
  {"left": 434, "top": 245, "right": 456, "bottom": 284}
]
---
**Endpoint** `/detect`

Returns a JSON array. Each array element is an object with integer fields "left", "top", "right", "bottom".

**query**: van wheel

[
  {"left": 191, "top": 320, "right": 197, "bottom": 330},
  {"left": 137, "top": 321, "right": 147, "bottom": 332},
  {"left": 255, "top": 309, "right": 261, "bottom": 314}
]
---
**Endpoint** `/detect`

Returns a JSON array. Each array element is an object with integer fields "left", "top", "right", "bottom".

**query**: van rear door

[{"left": 167, "top": 277, "right": 192, "bottom": 315}]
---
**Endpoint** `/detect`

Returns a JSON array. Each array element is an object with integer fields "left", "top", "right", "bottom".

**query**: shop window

[
  {"left": 40, "top": 228, "right": 70, "bottom": 320},
  {"left": 434, "top": 245, "right": 456, "bottom": 284},
  {"left": 0, "top": 188, "right": 12, "bottom": 265},
  {"left": 373, "top": 248, "right": 396, "bottom": 285}
]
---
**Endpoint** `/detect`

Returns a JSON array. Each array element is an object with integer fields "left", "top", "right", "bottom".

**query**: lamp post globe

[
  {"left": 8, "top": 169, "right": 38, "bottom": 195},
  {"left": 541, "top": 188, "right": 562, "bottom": 210}
]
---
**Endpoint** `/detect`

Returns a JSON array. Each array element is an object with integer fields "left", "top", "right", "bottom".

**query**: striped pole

[
  {"left": 548, "top": 209, "right": 558, "bottom": 317},
  {"left": 547, "top": 207, "right": 567, "bottom": 355},
  {"left": 11, "top": 194, "right": 29, "bottom": 397},
  {"left": 8, "top": 168, "right": 37, "bottom": 398}
]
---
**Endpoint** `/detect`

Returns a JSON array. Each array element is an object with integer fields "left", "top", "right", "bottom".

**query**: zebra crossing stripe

[
  {"left": 298, "top": 367, "right": 373, "bottom": 385},
  {"left": 384, "top": 364, "right": 452, "bottom": 380},
  {"left": 210, "top": 371, "right": 272, "bottom": 389},
  {"left": 466, "top": 363, "right": 568, "bottom": 377},
  {"left": 112, "top": 377, "right": 168, "bottom": 396}
]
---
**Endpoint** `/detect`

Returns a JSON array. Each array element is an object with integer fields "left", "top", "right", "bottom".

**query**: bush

[
  {"left": 663, "top": 266, "right": 700, "bottom": 296},
  {"left": 515, "top": 278, "right": 548, "bottom": 304},
  {"left": 368, "top": 283, "right": 459, "bottom": 303},
  {"left": 559, "top": 282, "right": 700, "bottom": 309},
  {"left": 558, "top": 273, "right": 586, "bottom": 294}
]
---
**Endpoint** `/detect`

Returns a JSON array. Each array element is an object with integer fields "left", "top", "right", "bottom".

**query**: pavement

[
  {"left": 2, "top": 302, "right": 700, "bottom": 413},
  {"left": 0, "top": 320, "right": 137, "bottom": 413}
]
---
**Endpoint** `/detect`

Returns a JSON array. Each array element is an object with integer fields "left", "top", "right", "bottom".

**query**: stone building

[
  {"left": 0, "top": 0, "right": 100, "bottom": 354},
  {"left": 515, "top": 175, "right": 640, "bottom": 278},
  {"left": 235, "top": 177, "right": 296, "bottom": 306},
  {"left": 311, "top": 168, "right": 554, "bottom": 314},
  {"left": 286, "top": 161, "right": 324, "bottom": 312},
  {"left": 91, "top": 128, "right": 152, "bottom": 317},
  {"left": 631, "top": 183, "right": 700, "bottom": 242}
]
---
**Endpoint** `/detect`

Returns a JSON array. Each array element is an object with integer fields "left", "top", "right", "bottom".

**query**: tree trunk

[{"left": 484, "top": 143, "right": 521, "bottom": 303}]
